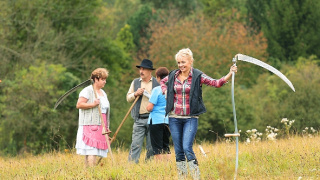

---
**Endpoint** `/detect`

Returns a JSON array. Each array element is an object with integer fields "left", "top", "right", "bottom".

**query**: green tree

[
  {"left": 238, "top": 56, "right": 320, "bottom": 134},
  {"left": 247, "top": 0, "right": 320, "bottom": 62},
  {"left": 201, "top": 0, "right": 247, "bottom": 24},
  {"left": 142, "top": 0, "right": 198, "bottom": 16},
  {"left": 0, "top": 0, "right": 130, "bottom": 80},
  {"left": 109, "top": 0, "right": 140, "bottom": 37},
  {"left": 116, "top": 24, "right": 136, "bottom": 52},
  {"left": 0, "top": 62, "right": 80, "bottom": 155},
  {"left": 127, "top": 3, "right": 154, "bottom": 53},
  {"left": 0, "top": 0, "right": 132, "bottom": 155}
]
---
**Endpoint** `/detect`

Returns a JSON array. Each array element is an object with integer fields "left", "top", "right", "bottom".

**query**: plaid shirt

[{"left": 161, "top": 68, "right": 226, "bottom": 116}]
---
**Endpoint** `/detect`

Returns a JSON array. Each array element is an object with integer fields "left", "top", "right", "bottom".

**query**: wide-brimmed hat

[{"left": 136, "top": 59, "right": 155, "bottom": 70}]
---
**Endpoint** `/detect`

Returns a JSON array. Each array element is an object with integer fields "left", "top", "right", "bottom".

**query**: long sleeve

[
  {"left": 200, "top": 73, "right": 227, "bottom": 88},
  {"left": 126, "top": 81, "right": 136, "bottom": 102},
  {"left": 160, "top": 75, "right": 169, "bottom": 94}
]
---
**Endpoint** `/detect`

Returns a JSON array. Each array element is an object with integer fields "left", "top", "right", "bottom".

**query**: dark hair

[{"left": 156, "top": 67, "right": 169, "bottom": 80}]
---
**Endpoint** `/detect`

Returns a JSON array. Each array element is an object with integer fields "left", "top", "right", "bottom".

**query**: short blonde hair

[
  {"left": 175, "top": 48, "right": 194, "bottom": 65},
  {"left": 91, "top": 68, "right": 109, "bottom": 82}
]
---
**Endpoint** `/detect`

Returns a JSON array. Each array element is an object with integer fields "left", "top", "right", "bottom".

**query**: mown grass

[{"left": 1, "top": 136, "right": 320, "bottom": 179}]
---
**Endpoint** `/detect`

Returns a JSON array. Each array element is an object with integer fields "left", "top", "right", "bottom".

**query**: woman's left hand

[{"left": 230, "top": 65, "right": 237, "bottom": 73}]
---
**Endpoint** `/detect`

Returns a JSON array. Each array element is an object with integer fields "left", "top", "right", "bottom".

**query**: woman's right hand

[{"left": 93, "top": 98, "right": 100, "bottom": 106}]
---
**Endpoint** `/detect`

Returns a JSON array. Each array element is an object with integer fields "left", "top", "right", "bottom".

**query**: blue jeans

[{"left": 169, "top": 117, "right": 198, "bottom": 162}]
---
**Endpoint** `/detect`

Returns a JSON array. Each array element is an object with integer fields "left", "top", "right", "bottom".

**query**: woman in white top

[{"left": 75, "top": 68, "right": 111, "bottom": 167}]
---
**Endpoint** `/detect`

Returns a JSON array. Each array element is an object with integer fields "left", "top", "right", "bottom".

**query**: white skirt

[{"left": 75, "top": 125, "right": 108, "bottom": 157}]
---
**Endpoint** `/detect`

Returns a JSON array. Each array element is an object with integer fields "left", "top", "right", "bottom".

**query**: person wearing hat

[{"left": 126, "top": 59, "right": 159, "bottom": 163}]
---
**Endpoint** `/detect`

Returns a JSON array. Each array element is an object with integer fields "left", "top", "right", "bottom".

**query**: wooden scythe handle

[
  {"left": 92, "top": 85, "right": 114, "bottom": 163},
  {"left": 110, "top": 96, "right": 140, "bottom": 144},
  {"left": 224, "top": 133, "right": 240, "bottom": 137}
]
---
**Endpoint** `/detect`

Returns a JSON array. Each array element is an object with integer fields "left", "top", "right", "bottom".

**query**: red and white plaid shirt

[{"left": 161, "top": 68, "right": 227, "bottom": 116}]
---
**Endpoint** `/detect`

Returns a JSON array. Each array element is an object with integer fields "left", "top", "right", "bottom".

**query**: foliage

[
  {"left": 247, "top": 0, "right": 320, "bottom": 62},
  {"left": 201, "top": 0, "right": 247, "bottom": 23},
  {"left": 0, "top": 0, "right": 131, "bottom": 155},
  {"left": 127, "top": 4, "right": 154, "bottom": 50},
  {"left": 1, "top": 0, "right": 320, "bottom": 156},
  {"left": 0, "top": 0, "right": 130, "bottom": 81},
  {"left": 238, "top": 56, "right": 320, "bottom": 133},
  {"left": 106, "top": 0, "right": 140, "bottom": 37},
  {"left": 116, "top": 24, "right": 136, "bottom": 52},
  {"left": 142, "top": 0, "right": 198, "bottom": 16},
  {"left": 0, "top": 62, "right": 80, "bottom": 155}
]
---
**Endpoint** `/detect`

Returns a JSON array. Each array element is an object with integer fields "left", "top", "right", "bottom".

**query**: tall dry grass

[{"left": 1, "top": 136, "right": 319, "bottom": 179}]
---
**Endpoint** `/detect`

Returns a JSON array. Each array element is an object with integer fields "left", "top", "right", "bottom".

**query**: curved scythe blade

[
  {"left": 236, "top": 54, "right": 295, "bottom": 92},
  {"left": 54, "top": 79, "right": 93, "bottom": 109}
]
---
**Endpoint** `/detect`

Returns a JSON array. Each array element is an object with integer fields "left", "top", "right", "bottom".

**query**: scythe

[
  {"left": 225, "top": 54, "right": 295, "bottom": 179},
  {"left": 54, "top": 80, "right": 150, "bottom": 144},
  {"left": 54, "top": 79, "right": 115, "bottom": 163}
]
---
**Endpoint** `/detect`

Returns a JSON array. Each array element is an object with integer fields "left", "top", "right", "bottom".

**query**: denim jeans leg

[
  {"left": 169, "top": 117, "right": 186, "bottom": 162},
  {"left": 182, "top": 118, "right": 198, "bottom": 161},
  {"left": 128, "top": 118, "right": 146, "bottom": 163}
]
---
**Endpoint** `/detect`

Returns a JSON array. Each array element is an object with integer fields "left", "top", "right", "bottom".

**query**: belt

[{"left": 139, "top": 113, "right": 150, "bottom": 119}]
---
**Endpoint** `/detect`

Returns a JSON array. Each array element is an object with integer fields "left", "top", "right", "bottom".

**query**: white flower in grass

[
  {"left": 253, "top": 134, "right": 258, "bottom": 138},
  {"left": 267, "top": 132, "right": 277, "bottom": 141},
  {"left": 281, "top": 118, "right": 288, "bottom": 123},
  {"left": 274, "top": 128, "right": 279, "bottom": 132},
  {"left": 252, "top": 129, "right": 257, "bottom": 133},
  {"left": 247, "top": 130, "right": 251, "bottom": 133},
  {"left": 246, "top": 138, "right": 250, "bottom": 143}
]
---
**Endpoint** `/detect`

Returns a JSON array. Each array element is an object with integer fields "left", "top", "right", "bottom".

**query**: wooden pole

[
  {"left": 92, "top": 85, "right": 114, "bottom": 163},
  {"left": 110, "top": 96, "right": 140, "bottom": 144}
]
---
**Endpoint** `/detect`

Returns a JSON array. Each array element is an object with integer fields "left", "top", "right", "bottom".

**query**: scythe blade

[
  {"left": 229, "top": 54, "right": 295, "bottom": 179},
  {"left": 236, "top": 54, "right": 295, "bottom": 92},
  {"left": 54, "top": 79, "right": 93, "bottom": 109}
]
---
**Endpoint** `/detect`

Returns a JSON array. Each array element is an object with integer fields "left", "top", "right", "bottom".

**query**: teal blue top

[{"left": 148, "top": 86, "right": 168, "bottom": 124}]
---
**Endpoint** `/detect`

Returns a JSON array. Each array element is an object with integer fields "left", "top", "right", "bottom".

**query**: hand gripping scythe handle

[
  {"left": 110, "top": 96, "right": 140, "bottom": 144},
  {"left": 92, "top": 85, "right": 115, "bottom": 163}
]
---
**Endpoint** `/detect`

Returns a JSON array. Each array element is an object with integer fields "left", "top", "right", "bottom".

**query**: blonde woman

[
  {"left": 75, "top": 68, "right": 110, "bottom": 167},
  {"left": 160, "top": 48, "right": 237, "bottom": 179}
]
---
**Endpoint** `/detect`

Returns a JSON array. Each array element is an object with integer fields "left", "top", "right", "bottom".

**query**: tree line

[{"left": 0, "top": 0, "right": 319, "bottom": 155}]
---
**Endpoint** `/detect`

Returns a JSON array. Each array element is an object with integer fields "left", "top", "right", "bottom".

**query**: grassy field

[{"left": 1, "top": 136, "right": 320, "bottom": 179}]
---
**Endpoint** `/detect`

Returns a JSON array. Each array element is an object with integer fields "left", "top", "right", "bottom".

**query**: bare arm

[
  {"left": 76, "top": 97, "right": 99, "bottom": 109},
  {"left": 224, "top": 65, "right": 238, "bottom": 81},
  {"left": 146, "top": 102, "right": 154, "bottom": 112}
]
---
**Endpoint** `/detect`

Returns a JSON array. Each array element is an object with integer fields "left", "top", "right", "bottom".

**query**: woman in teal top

[{"left": 147, "top": 67, "right": 170, "bottom": 161}]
